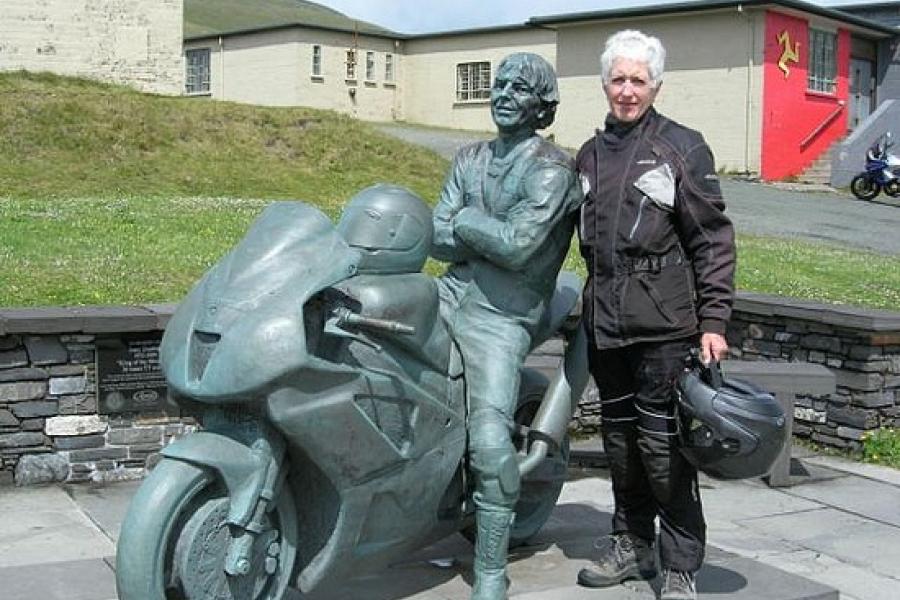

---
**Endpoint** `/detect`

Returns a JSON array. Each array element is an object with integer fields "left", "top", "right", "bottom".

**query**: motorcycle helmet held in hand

[{"left": 675, "top": 353, "right": 787, "bottom": 480}]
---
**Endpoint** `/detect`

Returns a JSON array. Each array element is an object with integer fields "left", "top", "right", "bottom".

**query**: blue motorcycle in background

[{"left": 850, "top": 132, "right": 900, "bottom": 201}]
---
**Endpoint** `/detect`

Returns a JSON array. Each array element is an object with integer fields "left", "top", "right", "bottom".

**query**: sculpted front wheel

[{"left": 116, "top": 458, "right": 298, "bottom": 600}]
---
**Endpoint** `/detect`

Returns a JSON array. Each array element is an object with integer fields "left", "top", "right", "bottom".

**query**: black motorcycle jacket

[{"left": 576, "top": 108, "right": 735, "bottom": 349}]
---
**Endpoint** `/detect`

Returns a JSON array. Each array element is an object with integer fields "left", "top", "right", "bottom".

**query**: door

[{"left": 849, "top": 58, "right": 874, "bottom": 130}]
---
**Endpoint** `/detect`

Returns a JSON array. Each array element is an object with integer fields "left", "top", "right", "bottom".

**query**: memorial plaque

[{"left": 96, "top": 334, "right": 177, "bottom": 415}]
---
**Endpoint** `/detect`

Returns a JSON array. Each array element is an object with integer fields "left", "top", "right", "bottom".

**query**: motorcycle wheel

[
  {"left": 884, "top": 179, "right": 900, "bottom": 197},
  {"left": 850, "top": 174, "right": 880, "bottom": 200},
  {"left": 115, "top": 458, "right": 299, "bottom": 600},
  {"left": 461, "top": 373, "right": 570, "bottom": 547}
]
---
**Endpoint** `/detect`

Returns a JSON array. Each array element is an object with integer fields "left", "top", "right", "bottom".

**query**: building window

[
  {"left": 808, "top": 29, "right": 837, "bottom": 94},
  {"left": 346, "top": 49, "right": 356, "bottom": 80},
  {"left": 185, "top": 48, "right": 210, "bottom": 94},
  {"left": 456, "top": 61, "right": 491, "bottom": 102},
  {"left": 385, "top": 53, "right": 394, "bottom": 82},
  {"left": 366, "top": 51, "right": 375, "bottom": 81},
  {"left": 312, "top": 45, "right": 322, "bottom": 76}
]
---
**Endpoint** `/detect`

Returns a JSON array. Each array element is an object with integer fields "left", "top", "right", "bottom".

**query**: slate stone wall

[
  {"left": 0, "top": 305, "right": 194, "bottom": 486},
  {"left": 725, "top": 293, "right": 900, "bottom": 451},
  {"left": 3, "top": 294, "right": 900, "bottom": 485}
]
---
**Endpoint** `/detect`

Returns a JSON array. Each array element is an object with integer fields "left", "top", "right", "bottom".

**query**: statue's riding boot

[{"left": 471, "top": 508, "right": 514, "bottom": 600}]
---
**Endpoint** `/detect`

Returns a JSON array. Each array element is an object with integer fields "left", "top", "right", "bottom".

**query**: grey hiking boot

[
  {"left": 661, "top": 568, "right": 697, "bottom": 600},
  {"left": 576, "top": 532, "right": 657, "bottom": 588}
]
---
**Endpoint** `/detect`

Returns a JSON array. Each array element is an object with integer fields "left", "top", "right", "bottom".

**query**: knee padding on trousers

[{"left": 470, "top": 445, "right": 521, "bottom": 507}]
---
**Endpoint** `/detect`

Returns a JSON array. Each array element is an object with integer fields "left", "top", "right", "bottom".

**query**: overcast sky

[{"left": 314, "top": 0, "right": 873, "bottom": 34}]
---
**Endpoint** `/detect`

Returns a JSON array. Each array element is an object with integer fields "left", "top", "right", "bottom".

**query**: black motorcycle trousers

[{"left": 588, "top": 337, "right": 706, "bottom": 573}]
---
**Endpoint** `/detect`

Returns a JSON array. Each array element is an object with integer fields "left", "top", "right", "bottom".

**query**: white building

[{"left": 0, "top": 0, "right": 184, "bottom": 95}]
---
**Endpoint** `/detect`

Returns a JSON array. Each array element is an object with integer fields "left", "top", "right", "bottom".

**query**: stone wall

[
  {"left": 0, "top": 305, "right": 193, "bottom": 486},
  {"left": 0, "top": 0, "right": 184, "bottom": 95},
  {"left": 727, "top": 293, "right": 900, "bottom": 451},
  {"left": 3, "top": 294, "right": 899, "bottom": 484}
]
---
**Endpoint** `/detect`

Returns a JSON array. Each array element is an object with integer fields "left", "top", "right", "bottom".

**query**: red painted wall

[{"left": 761, "top": 11, "right": 850, "bottom": 181}]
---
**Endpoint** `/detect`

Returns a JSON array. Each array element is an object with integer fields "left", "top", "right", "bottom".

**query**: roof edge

[
  {"left": 529, "top": 0, "right": 897, "bottom": 37},
  {"left": 184, "top": 21, "right": 402, "bottom": 42}
]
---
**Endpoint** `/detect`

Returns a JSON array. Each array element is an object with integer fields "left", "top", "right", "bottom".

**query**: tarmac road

[{"left": 375, "top": 123, "right": 900, "bottom": 256}]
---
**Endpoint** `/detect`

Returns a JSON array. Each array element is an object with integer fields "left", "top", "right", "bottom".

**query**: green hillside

[
  {"left": 0, "top": 71, "right": 444, "bottom": 205},
  {"left": 183, "top": 0, "right": 394, "bottom": 38},
  {"left": 0, "top": 71, "right": 447, "bottom": 306}
]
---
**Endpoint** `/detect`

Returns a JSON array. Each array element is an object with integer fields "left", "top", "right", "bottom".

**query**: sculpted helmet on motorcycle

[{"left": 337, "top": 183, "right": 433, "bottom": 274}]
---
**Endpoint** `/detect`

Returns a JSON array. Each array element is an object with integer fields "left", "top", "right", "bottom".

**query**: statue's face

[{"left": 490, "top": 62, "right": 541, "bottom": 133}]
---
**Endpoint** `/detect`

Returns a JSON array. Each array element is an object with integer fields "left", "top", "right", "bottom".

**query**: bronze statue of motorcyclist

[{"left": 431, "top": 52, "right": 582, "bottom": 599}]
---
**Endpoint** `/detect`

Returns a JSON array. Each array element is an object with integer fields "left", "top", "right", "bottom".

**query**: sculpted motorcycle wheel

[
  {"left": 850, "top": 174, "right": 880, "bottom": 200},
  {"left": 115, "top": 458, "right": 298, "bottom": 600}
]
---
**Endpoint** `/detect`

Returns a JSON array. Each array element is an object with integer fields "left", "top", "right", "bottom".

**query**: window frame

[
  {"left": 185, "top": 47, "right": 211, "bottom": 95},
  {"left": 456, "top": 61, "right": 492, "bottom": 103},
  {"left": 807, "top": 28, "right": 837, "bottom": 95},
  {"left": 384, "top": 52, "right": 394, "bottom": 83},
  {"left": 311, "top": 44, "right": 322, "bottom": 77},
  {"left": 345, "top": 49, "right": 357, "bottom": 81},
  {"left": 365, "top": 51, "right": 376, "bottom": 82}
]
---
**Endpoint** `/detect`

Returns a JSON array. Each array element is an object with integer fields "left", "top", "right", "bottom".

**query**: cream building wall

[
  {"left": 402, "top": 28, "right": 557, "bottom": 133},
  {"left": 0, "top": 0, "right": 183, "bottom": 95},
  {"left": 551, "top": 9, "right": 766, "bottom": 172},
  {"left": 184, "top": 28, "right": 401, "bottom": 122}
]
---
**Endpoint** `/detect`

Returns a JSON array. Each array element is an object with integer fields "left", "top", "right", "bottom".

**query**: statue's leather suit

[{"left": 432, "top": 135, "right": 581, "bottom": 597}]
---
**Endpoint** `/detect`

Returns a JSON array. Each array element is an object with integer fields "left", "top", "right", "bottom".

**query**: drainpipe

[
  {"left": 218, "top": 35, "right": 225, "bottom": 99},
  {"left": 738, "top": 4, "right": 754, "bottom": 175}
]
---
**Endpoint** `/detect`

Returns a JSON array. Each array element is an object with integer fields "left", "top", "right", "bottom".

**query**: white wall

[
  {"left": 185, "top": 27, "right": 401, "bottom": 122},
  {"left": 402, "top": 28, "right": 557, "bottom": 133},
  {"left": 552, "top": 10, "right": 765, "bottom": 172},
  {"left": 0, "top": 0, "right": 184, "bottom": 95}
]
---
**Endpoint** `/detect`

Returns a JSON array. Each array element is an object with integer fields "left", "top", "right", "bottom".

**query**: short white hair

[{"left": 600, "top": 29, "right": 666, "bottom": 88}]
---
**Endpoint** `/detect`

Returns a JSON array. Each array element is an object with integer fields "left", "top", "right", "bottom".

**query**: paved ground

[
  {"left": 1, "top": 445, "right": 898, "bottom": 600},
  {"left": 375, "top": 123, "right": 900, "bottom": 256}
]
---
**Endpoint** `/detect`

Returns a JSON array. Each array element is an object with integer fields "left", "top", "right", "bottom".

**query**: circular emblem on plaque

[
  {"left": 133, "top": 389, "right": 160, "bottom": 406},
  {"left": 105, "top": 391, "right": 125, "bottom": 412}
]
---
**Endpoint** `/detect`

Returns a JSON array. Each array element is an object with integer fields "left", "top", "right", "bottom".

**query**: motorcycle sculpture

[
  {"left": 850, "top": 132, "right": 900, "bottom": 200},
  {"left": 115, "top": 185, "right": 589, "bottom": 600}
]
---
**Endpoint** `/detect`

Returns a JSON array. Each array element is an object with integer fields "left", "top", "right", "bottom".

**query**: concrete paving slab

[
  {"left": 1, "top": 461, "right": 857, "bottom": 600},
  {"left": 0, "top": 485, "right": 114, "bottom": 568},
  {"left": 802, "top": 454, "right": 900, "bottom": 486},
  {"left": 64, "top": 480, "right": 141, "bottom": 542},
  {"left": 785, "top": 474, "right": 900, "bottom": 527},
  {"left": 748, "top": 549, "right": 900, "bottom": 600},
  {"left": 0, "top": 558, "right": 116, "bottom": 600},
  {"left": 697, "top": 476, "right": 825, "bottom": 522},
  {"left": 299, "top": 531, "right": 837, "bottom": 600},
  {"left": 738, "top": 507, "right": 900, "bottom": 580},
  {"left": 706, "top": 519, "right": 807, "bottom": 559}
]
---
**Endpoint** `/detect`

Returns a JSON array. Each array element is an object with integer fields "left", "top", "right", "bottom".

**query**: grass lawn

[
  {"left": 3, "top": 193, "right": 899, "bottom": 310},
  {"left": 1, "top": 72, "right": 899, "bottom": 311}
]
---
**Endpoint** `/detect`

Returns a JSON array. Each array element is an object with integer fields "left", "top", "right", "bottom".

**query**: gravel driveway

[{"left": 377, "top": 123, "right": 900, "bottom": 256}]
